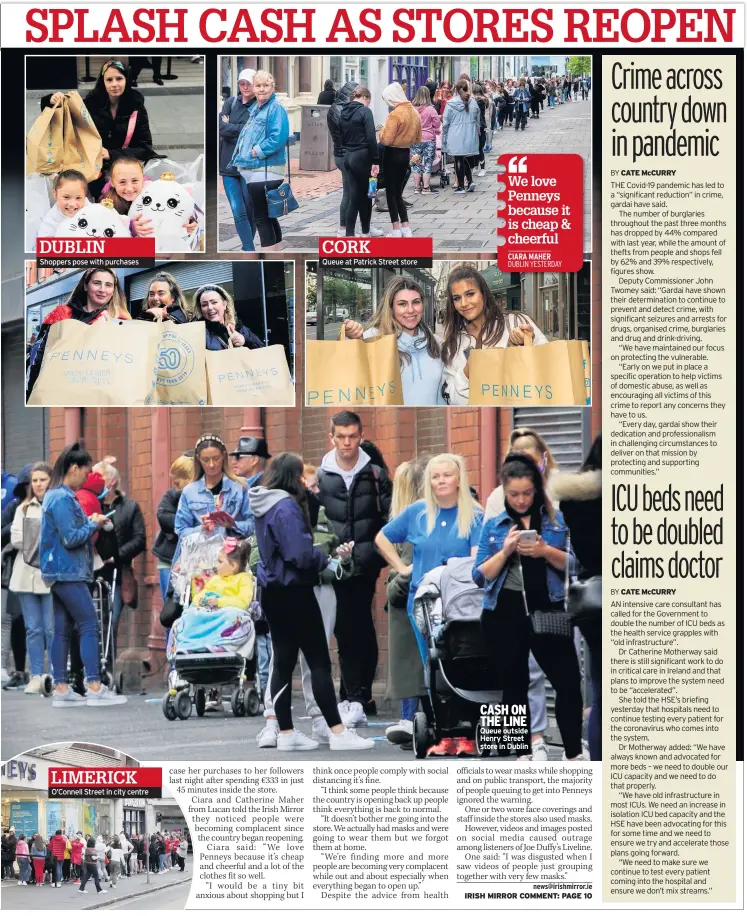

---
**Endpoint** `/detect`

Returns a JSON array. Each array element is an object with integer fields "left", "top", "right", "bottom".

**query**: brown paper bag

[
  {"left": 25, "top": 102, "right": 65, "bottom": 175},
  {"left": 27, "top": 319, "right": 159, "bottom": 407},
  {"left": 206, "top": 343, "right": 295, "bottom": 406},
  {"left": 467, "top": 339, "right": 591, "bottom": 406},
  {"left": 305, "top": 328, "right": 403, "bottom": 407},
  {"left": 152, "top": 320, "right": 208, "bottom": 406},
  {"left": 64, "top": 90, "right": 104, "bottom": 181}
]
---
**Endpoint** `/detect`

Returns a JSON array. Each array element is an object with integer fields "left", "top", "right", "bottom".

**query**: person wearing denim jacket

[
  {"left": 472, "top": 452, "right": 585, "bottom": 760},
  {"left": 228, "top": 70, "right": 290, "bottom": 251},
  {"left": 40, "top": 444, "right": 126, "bottom": 708}
]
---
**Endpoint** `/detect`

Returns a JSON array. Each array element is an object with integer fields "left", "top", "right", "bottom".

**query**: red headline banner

[{"left": 14, "top": 5, "right": 738, "bottom": 46}]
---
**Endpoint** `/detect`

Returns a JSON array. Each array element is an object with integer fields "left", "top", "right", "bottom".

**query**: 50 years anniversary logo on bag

[{"left": 156, "top": 331, "right": 200, "bottom": 394}]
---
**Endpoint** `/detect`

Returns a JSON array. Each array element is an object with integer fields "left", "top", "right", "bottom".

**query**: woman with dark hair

[
  {"left": 473, "top": 453, "right": 586, "bottom": 760},
  {"left": 26, "top": 267, "right": 131, "bottom": 399},
  {"left": 137, "top": 271, "right": 191, "bottom": 323},
  {"left": 550, "top": 435, "right": 602, "bottom": 760},
  {"left": 190, "top": 284, "right": 264, "bottom": 351},
  {"left": 249, "top": 453, "right": 374, "bottom": 752},
  {"left": 341, "top": 276, "right": 445, "bottom": 405},
  {"left": 45, "top": 58, "right": 159, "bottom": 200},
  {"left": 317, "top": 79, "right": 336, "bottom": 105},
  {"left": 440, "top": 265, "right": 547, "bottom": 405},
  {"left": 339, "top": 85, "right": 380, "bottom": 239},
  {"left": 442, "top": 79, "right": 479, "bottom": 193},
  {"left": 79, "top": 837, "right": 104, "bottom": 894},
  {"left": 40, "top": 444, "right": 126, "bottom": 708}
]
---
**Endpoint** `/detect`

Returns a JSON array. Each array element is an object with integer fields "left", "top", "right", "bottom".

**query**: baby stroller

[
  {"left": 428, "top": 133, "right": 450, "bottom": 190},
  {"left": 412, "top": 556, "right": 503, "bottom": 758},
  {"left": 161, "top": 531, "right": 260, "bottom": 721}
]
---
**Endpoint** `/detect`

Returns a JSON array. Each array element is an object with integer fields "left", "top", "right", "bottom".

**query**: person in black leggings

[
  {"left": 249, "top": 453, "right": 375, "bottom": 752},
  {"left": 339, "top": 86, "right": 380, "bottom": 237},
  {"left": 473, "top": 453, "right": 585, "bottom": 760}
]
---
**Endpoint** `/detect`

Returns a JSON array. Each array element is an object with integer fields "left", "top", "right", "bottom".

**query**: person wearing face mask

[
  {"left": 341, "top": 276, "right": 445, "bottom": 405},
  {"left": 190, "top": 284, "right": 264, "bottom": 352},
  {"left": 220, "top": 69, "right": 258, "bottom": 252},
  {"left": 473, "top": 453, "right": 586, "bottom": 761},
  {"left": 440, "top": 265, "right": 547, "bottom": 406}
]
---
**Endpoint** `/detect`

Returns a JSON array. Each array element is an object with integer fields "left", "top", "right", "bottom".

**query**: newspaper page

[{"left": 0, "top": 3, "right": 742, "bottom": 914}]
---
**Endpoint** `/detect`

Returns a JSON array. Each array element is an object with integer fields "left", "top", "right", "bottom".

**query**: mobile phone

[
  {"left": 519, "top": 529, "right": 537, "bottom": 545},
  {"left": 104, "top": 510, "right": 117, "bottom": 518}
]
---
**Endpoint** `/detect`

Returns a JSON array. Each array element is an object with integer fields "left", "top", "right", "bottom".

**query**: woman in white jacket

[
  {"left": 440, "top": 265, "right": 548, "bottom": 405},
  {"left": 9, "top": 462, "right": 53, "bottom": 695}
]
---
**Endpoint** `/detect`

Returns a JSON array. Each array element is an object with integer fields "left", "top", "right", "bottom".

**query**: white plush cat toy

[
  {"left": 128, "top": 172, "right": 199, "bottom": 252},
  {"left": 56, "top": 200, "right": 129, "bottom": 239}
]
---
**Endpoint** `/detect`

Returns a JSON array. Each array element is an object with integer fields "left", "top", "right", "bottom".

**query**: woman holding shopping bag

[
  {"left": 26, "top": 268, "right": 131, "bottom": 400},
  {"left": 229, "top": 70, "right": 291, "bottom": 251},
  {"left": 190, "top": 284, "right": 264, "bottom": 352}
]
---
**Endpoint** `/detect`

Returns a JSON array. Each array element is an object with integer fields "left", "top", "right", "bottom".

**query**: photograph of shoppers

[
  {"left": 217, "top": 57, "right": 591, "bottom": 251},
  {"left": 474, "top": 452, "right": 587, "bottom": 760},
  {"left": 26, "top": 56, "right": 205, "bottom": 250}
]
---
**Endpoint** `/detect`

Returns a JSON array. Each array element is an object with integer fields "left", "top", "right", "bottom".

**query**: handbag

[
  {"left": 120, "top": 565, "right": 139, "bottom": 610},
  {"left": 264, "top": 142, "right": 299, "bottom": 218},
  {"left": 159, "top": 593, "right": 183, "bottom": 628},
  {"left": 524, "top": 532, "right": 573, "bottom": 638},
  {"left": 22, "top": 516, "right": 41, "bottom": 569},
  {"left": 566, "top": 575, "right": 602, "bottom": 625}
]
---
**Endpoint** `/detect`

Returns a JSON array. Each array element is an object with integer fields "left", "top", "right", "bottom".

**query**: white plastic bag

[{"left": 171, "top": 530, "right": 225, "bottom": 607}]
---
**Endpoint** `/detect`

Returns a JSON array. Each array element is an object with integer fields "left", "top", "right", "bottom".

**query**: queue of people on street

[
  {"left": 26, "top": 268, "right": 266, "bottom": 400},
  {"left": 1, "top": 826, "right": 188, "bottom": 892}
]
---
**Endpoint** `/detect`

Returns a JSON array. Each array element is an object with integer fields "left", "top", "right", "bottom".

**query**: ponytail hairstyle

[
  {"left": 500, "top": 451, "right": 555, "bottom": 520},
  {"left": 192, "top": 435, "right": 245, "bottom": 486},
  {"left": 222, "top": 538, "right": 252, "bottom": 572},
  {"left": 508, "top": 427, "right": 558, "bottom": 477},
  {"left": 260, "top": 453, "right": 311, "bottom": 530},
  {"left": 455, "top": 78, "right": 471, "bottom": 111},
  {"left": 50, "top": 443, "right": 93, "bottom": 490}
]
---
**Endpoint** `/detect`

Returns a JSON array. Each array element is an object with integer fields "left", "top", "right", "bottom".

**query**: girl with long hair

[
  {"left": 440, "top": 265, "right": 548, "bottom": 405},
  {"left": 139, "top": 271, "right": 191, "bottom": 323},
  {"left": 191, "top": 284, "right": 264, "bottom": 351},
  {"left": 410, "top": 85, "right": 441, "bottom": 194},
  {"left": 342, "top": 275, "right": 445, "bottom": 405},
  {"left": 249, "top": 452, "right": 374, "bottom": 752},
  {"left": 41, "top": 443, "right": 126, "bottom": 708},
  {"left": 474, "top": 453, "right": 586, "bottom": 760},
  {"left": 375, "top": 454, "right": 484, "bottom": 754},
  {"left": 26, "top": 267, "right": 131, "bottom": 399},
  {"left": 442, "top": 79, "right": 479, "bottom": 193}
]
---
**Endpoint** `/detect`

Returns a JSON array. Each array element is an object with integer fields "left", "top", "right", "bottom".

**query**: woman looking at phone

[{"left": 473, "top": 453, "right": 586, "bottom": 760}]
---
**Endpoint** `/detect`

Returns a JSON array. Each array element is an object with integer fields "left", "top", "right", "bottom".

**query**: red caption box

[
  {"left": 36, "top": 237, "right": 156, "bottom": 268},
  {"left": 48, "top": 767, "right": 162, "bottom": 798},
  {"left": 497, "top": 153, "right": 583, "bottom": 272}
]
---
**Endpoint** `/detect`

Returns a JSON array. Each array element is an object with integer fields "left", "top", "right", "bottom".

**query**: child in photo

[
  {"left": 192, "top": 538, "right": 253, "bottom": 612},
  {"left": 36, "top": 169, "right": 89, "bottom": 240}
]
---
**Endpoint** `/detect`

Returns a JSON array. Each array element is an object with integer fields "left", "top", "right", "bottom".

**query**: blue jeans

[
  {"left": 17, "top": 592, "right": 54, "bottom": 676},
  {"left": 401, "top": 697, "right": 418, "bottom": 721},
  {"left": 110, "top": 582, "right": 123, "bottom": 665},
  {"left": 159, "top": 853, "right": 168, "bottom": 871},
  {"left": 255, "top": 632, "right": 272, "bottom": 694},
  {"left": 18, "top": 857, "right": 30, "bottom": 882},
  {"left": 222, "top": 175, "right": 256, "bottom": 251},
  {"left": 51, "top": 582, "right": 100, "bottom": 685},
  {"left": 55, "top": 859, "right": 62, "bottom": 884}
]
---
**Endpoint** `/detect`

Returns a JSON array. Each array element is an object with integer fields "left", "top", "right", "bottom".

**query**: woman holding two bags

[
  {"left": 9, "top": 462, "right": 54, "bottom": 695},
  {"left": 229, "top": 70, "right": 291, "bottom": 251}
]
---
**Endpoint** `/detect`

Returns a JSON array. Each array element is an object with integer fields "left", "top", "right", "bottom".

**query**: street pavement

[
  {"left": 218, "top": 95, "right": 591, "bottom": 253},
  {"left": 0, "top": 689, "right": 562, "bottom": 762},
  {"left": 0, "top": 859, "right": 191, "bottom": 910}
]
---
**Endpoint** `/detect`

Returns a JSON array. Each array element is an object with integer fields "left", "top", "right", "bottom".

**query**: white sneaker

[
  {"left": 257, "top": 720, "right": 279, "bottom": 748},
  {"left": 330, "top": 727, "right": 375, "bottom": 751},
  {"left": 205, "top": 699, "right": 223, "bottom": 712},
  {"left": 98, "top": 889, "right": 108, "bottom": 894},
  {"left": 531, "top": 738, "right": 549, "bottom": 761},
  {"left": 477, "top": 168, "right": 486, "bottom": 177},
  {"left": 385, "top": 719, "right": 413, "bottom": 744},
  {"left": 86, "top": 684, "right": 127, "bottom": 706},
  {"left": 312, "top": 716, "right": 331, "bottom": 744},
  {"left": 78, "top": 889, "right": 88, "bottom": 894},
  {"left": 52, "top": 687, "right": 87, "bottom": 708},
  {"left": 340, "top": 701, "right": 367, "bottom": 728},
  {"left": 563, "top": 741, "right": 590, "bottom": 761},
  {"left": 24, "top": 675, "right": 43, "bottom": 695},
  {"left": 368, "top": 227, "right": 385, "bottom": 237},
  {"left": 336, "top": 228, "right": 346, "bottom": 237},
  {"left": 386, "top": 229, "right": 403, "bottom": 237},
  {"left": 277, "top": 729, "right": 319, "bottom": 751},
  {"left": 0, "top": 668, "right": 9, "bottom": 686},
  {"left": 401, "top": 227, "right": 413, "bottom": 237}
]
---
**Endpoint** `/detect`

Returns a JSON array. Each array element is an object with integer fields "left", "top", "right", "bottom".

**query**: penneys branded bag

[
  {"left": 205, "top": 343, "right": 294, "bottom": 406},
  {"left": 26, "top": 319, "right": 159, "bottom": 407},
  {"left": 62, "top": 90, "right": 104, "bottom": 182},
  {"left": 26, "top": 101, "right": 65, "bottom": 175},
  {"left": 149, "top": 319, "right": 208, "bottom": 406},
  {"left": 306, "top": 327, "right": 404, "bottom": 407},
  {"left": 467, "top": 339, "right": 591, "bottom": 406}
]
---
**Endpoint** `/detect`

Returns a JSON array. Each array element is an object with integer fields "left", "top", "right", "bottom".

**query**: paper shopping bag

[
  {"left": 25, "top": 102, "right": 65, "bottom": 175},
  {"left": 467, "top": 339, "right": 591, "bottom": 406},
  {"left": 205, "top": 344, "right": 295, "bottom": 406},
  {"left": 62, "top": 91, "right": 104, "bottom": 182},
  {"left": 27, "top": 319, "right": 158, "bottom": 407},
  {"left": 305, "top": 329, "right": 403, "bottom": 407},
  {"left": 151, "top": 321, "right": 208, "bottom": 406}
]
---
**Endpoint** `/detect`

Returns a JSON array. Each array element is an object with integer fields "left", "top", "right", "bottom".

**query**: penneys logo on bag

[
  {"left": 307, "top": 380, "right": 399, "bottom": 406},
  {"left": 48, "top": 348, "right": 134, "bottom": 364},
  {"left": 215, "top": 367, "right": 280, "bottom": 384},
  {"left": 156, "top": 331, "right": 196, "bottom": 387},
  {"left": 480, "top": 383, "right": 554, "bottom": 400}
]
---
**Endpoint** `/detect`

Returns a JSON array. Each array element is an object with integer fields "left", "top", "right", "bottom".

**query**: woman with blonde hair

[
  {"left": 342, "top": 275, "right": 444, "bottom": 405},
  {"left": 26, "top": 268, "right": 130, "bottom": 399},
  {"left": 375, "top": 453, "right": 484, "bottom": 752},
  {"left": 191, "top": 284, "right": 264, "bottom": 351}
]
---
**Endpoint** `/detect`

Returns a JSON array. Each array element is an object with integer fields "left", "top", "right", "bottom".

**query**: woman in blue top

[
  {"left": 342, "top": 276, "right": 446, "bottom": 406},
  {"left": 229, "top": 69, "right": 291, "bottom": 251},
  {"left": 473, "top": 453, "right": 585, "bottom": 760},
  {"left": 40, "top": 443, "right": 127, "bottom": 708},
  {"left": 375, "top": 453, "right": 483, "bottom": 754}
]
